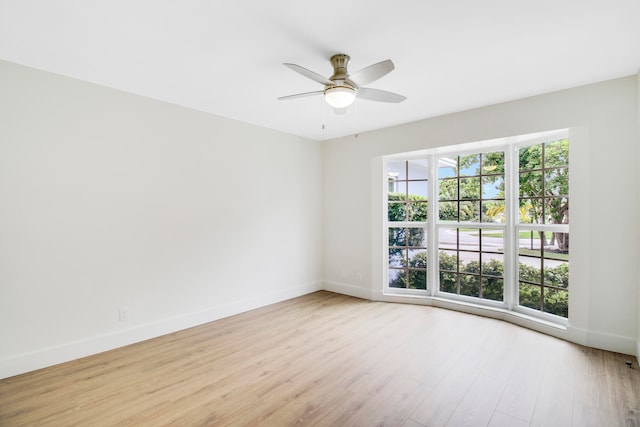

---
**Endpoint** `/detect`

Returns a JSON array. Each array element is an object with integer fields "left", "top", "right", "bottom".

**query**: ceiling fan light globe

[{"left": 324, "top": 86, "right": 356, "bottom": 109}]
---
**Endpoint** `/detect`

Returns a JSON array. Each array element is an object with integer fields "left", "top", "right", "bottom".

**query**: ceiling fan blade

[
  {"left": 284, "top": 63, "right": 333, "bottom": 86},
  {"left": 358, "top": 87, "right": 406, "bottom": 103},
  {"left": 348, "top": 60, "right": 394, "bottom": 87},
  {"left": 278, "top": 90, "right": 323, "bottom": 101}
]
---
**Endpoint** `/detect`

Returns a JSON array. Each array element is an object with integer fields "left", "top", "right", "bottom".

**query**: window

[
  {"left": 387, "top": 160, "right": 428, "bottom": 290},
  {"left": 384, "top": 132, "right": 569, "bottom": 322}
]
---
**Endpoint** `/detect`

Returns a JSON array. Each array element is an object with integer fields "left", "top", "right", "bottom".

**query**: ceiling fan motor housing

[{"left": 329, "top": 54, "right": 351, "bottom": 86}]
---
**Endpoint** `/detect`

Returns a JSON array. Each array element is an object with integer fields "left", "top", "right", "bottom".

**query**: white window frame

[{"left": 383, "top": 129, "right": 569, "bottom": 325}]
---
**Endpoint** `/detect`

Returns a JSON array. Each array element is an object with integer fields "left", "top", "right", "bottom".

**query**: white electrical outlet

[{"left": 118, "top": 308, "right": 129, "bottom": 322}]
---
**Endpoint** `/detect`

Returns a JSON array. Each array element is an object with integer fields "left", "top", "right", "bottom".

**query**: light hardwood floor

[{"left": 1, "top": 291, "right": 639, "bottom": 426}]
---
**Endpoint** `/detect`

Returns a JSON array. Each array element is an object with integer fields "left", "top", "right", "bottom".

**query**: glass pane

[
  {"left": 519, "top": 282, "right": 541, "bottom": 310},
  {"left": 482, "top": 252, "right": 504, "bottom": 277},
  {"left": 482, "top": 176, "right": 504, "bottom": 199},
  {"left": 544, "top": 140, "right": 569, "bottom": 167},
  {"left": 544, "top": 261, "right": 569, "bottom": 288},
  {"left": 407, "top": 159, "right": 428, "bottom": 180},
  {"left": 438, "top": 228, "right": 458, "bottom": 251},
  {"left": 459, "top": 251, "right": 479, "bottom": 274},
  {"left": 482, "top": 277, "right": 503, "bottom": 301},
  {"left": 388, "top": 181, "right": 406, "bottom": 198},
  {"left": 482, "top": 201, "right": 505, "bottom": 223},
  {"left": 387, "top": 161, "right": 407, "bottom": 180},
  {"left": 439, "top": 250, "right": 458, "bottom": 271},
  {"left": 407, "top": 181, "right": 428, "bottom": 198},
  {"left": 460, "top": 154, "right": 480, "bottom": 176},
  {"left": 519, "top": 171, "right": 543, "bottom": 197},
  {"left": 388, "top": 202, "right": 406, "bottom": 221},
  {"left": 482, "top": 152, "right": 504, "bottom": 174},
  {"left": 544, "top": 197, "right": 568, "bottom": 225},
  {"left": 408, "top": 269, "right": 427, "bottom": 290},
  {"left": 458, "top": 228, "right": 479, "bottom": 249},
  {"left": 519, "top": 198, "right": 543, "bottom": 224},
  {"left": 460, "top": 177, "right": 480, "bottom": 199},
  {"left": 543, "top": 287, "right": 568, "bottom": 317},
  {"left": 407, "top": 228, "right": 427, "bottom": 247},
  {"left": 439, "top": 271, "right": 457, "bottom": 293},
  {"left": 408, "top": 249, "right": 427, "bottom": 268},
  {"left": 460, "top": 201, "right": 480, "bottom": 222},
  {"left": 519, "top": 256, "right": 541, "bottom": 282},
  {"left": 439, "top": 202, "right": 458, "bottom": 221},
  {"left": 388, "top": 228, "right": 406, "bottom": 247},
  {"left": 544, "top": 168, "right": 568, "bottom": 196},
  {"left": 389, "top": 269, "right": 406, "bottom": 288},
  {"left": 520, "top": 144, "right": 542, "bottom": 171},
  {"left": 460, "top": 274, "right": 480, "bottom": 297},
  {"left": 438, "top": 157, "right": 457, "bottom": 178},
  {"left": 439, "top": 179, "right": 458, "bottom": 201},
  {"left": 544, "top": 231, "right": 569, "bottom": 258},
  {"left": 388, "top": 248, "right": 405, "bottom": 268},
  {"left": 407, "top": 201, "right": 428, "bottom": 221}
]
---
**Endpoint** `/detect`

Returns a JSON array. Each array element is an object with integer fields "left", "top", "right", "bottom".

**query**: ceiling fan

[{"left": 278, "top": 54, "right": 406, "bottom": 112}]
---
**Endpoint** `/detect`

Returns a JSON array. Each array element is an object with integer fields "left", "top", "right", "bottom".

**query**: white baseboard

[
  {"left": 339, "top": 286, "right": 639, "bottom": 357},
  {"left": 322, "top": 280, "right": 372, "bottom": 300},
  {"left": 0, "top": 281, "right": 322, "bottom": 380}
]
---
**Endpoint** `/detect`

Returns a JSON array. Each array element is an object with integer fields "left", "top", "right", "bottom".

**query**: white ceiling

[{"left": 1, "top": 1, "right": 639, "bottom": 141}]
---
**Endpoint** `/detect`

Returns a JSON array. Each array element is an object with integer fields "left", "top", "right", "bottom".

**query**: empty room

[{"left": 1, "top": 1, "right": 640, "bottom": 426}]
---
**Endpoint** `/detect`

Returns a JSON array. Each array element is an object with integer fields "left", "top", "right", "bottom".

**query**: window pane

[
  {"left": 520, "top": 145, "right": 542, "bottom": 171},
  {"left": 389, "top": 269, "right": 406, "bottom": 288},
  {"left": 438, "top": 158, "right": 457, "bottom": 178},
  {"left": 439, "top": 250, "right": 458, "bottom": 271},
  {"left": 408, "top": 181, "right": 428, "bottom": 198},
  {"left": 388, "top": 181, "right": 406, "bottom": 198},
  {"left": 482, "top": 277, "right": 503, "bottom": 301},
  {"left": 460, "top": 251, "right": 479, "bottom": 273},
  {"left": 439, "top": 180, "right": 458, "bottom": 201},
  {"left": 407, "top": 228, "right": 427, "bottom": 247},
  {"left": 483, "top": 152, "right": 505, "bottom": 174},
  {"left": 388, "top": 249, "right": 404, "bottom": 267},
  {"left": 543, "top": 288, "right": 568, "bottom": 317},
  {"left": 387, "top": 161, "right": 407, "bottom": 180},
  {"left": 408, "top": 269, "right": 427, "bottom": 290},
  {"left": 482, "top": 252, "right": 504, "bottom": 277},
  {"left": 545, "top": 168, "right": 568, "bottom": 196},
  {"left": 545, "top": 197, "right": 569, "bottom": 225},
  {"left": 482, "top": 201, "right": 505, "bottom": 223},
  {"left": 388, "top": 228, "right": 406, "bottom": 247},
  {"left": 460, "top": 154, "right": 480, "bottom": 176},
  {"left": 408, "top": 249, "right": 427, "bottom": 268},
  {"left": 460, "top": 201, "right": 480, "bottom": 222},
  {"left": 519, "top": 282, "right": 541, "bottom": 310},
  {"left": 440, "top": 271, "right": 457, "bottom": 293},
  {"left": 460, "top": 177, "right": 480, "bottom": 199},
  {"left": 407, "top": 202, "right": 428, "bottom": 221},
  {"left": 460, "top": 274, "right": 480, "bottom": 297},
  {"left": 520, "top": 171, "right": 543, "bottom": 197},
  {"left": 519, "top": 198, "right": 543, "bottom": 224},
  {"left": 407, "top": 159, "right": 428, "bottom": 180},
  {"left": 544, "top": 140, "right": 569, "bottom": 167},
  {"left": 388, "top": 202, "right": 406, "bottom": 221},
  {"left": 482, "top": 176, "right": 504, "bottom": 199},
  {"left": 439, "top": 201, "right": 458, "bottom": 221}
]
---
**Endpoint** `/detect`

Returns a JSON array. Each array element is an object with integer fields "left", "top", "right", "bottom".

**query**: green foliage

[
  {"left": 437, "top": 251, "right": 568, "bottom": 317},
  {"left": 388, "top": 192, "right": 428, "bottom": 222}
]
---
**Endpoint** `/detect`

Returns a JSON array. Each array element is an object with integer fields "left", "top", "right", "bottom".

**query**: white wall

[
  {"left": 637, "top": 68, "right": 640, "bottom": 364},
  {"left": 323, "top": 76, "right": 639, "bottom": 355},
  {"left": 0, "top": 60, "right": 324, "bottom": 379}
]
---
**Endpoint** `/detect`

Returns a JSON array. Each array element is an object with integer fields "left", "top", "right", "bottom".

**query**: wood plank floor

[{"left": 1, "top": 291, "right": 639, "bottom": 426}]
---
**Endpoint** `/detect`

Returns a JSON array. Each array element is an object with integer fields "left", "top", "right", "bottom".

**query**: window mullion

[
  {"left": 427, "top": 156, "right": 438, "bottom": 296},
  {"left": 504, "top": 145, "right": 518, "bottom": 310}
]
